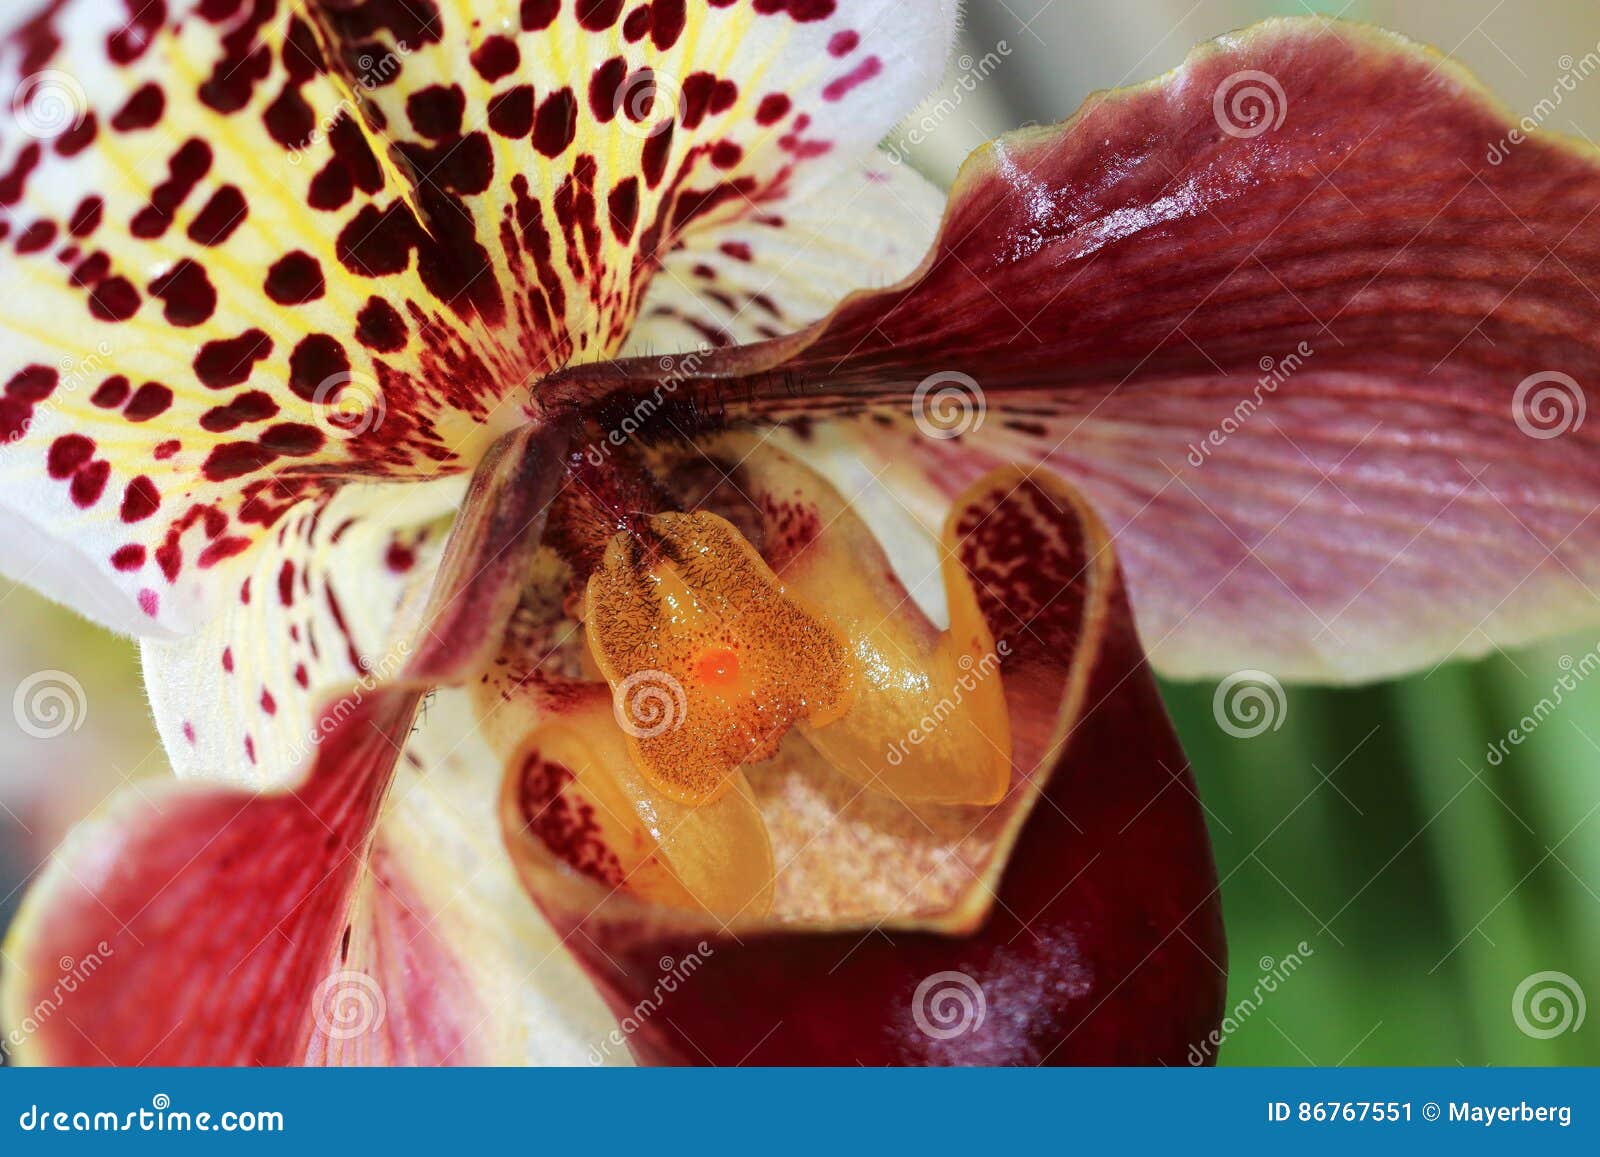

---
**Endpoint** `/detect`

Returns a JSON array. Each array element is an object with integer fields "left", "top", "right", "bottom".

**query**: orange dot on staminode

[{"left": 694, "top": 647, "right": 741, "bottom": 687}]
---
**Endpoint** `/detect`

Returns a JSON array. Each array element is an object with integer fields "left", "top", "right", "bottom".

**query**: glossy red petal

[{"left": 547, "top": 17, "right": 1600, "bottom": 682}]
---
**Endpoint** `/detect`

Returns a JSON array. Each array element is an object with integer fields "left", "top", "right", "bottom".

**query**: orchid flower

[{"left": 2, "top": 2, "right": 1598, "bottom": 1067}]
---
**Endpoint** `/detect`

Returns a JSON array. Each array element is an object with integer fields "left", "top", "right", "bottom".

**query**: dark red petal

[{"left": 548, "top": 18, "right": 1600, "bottom": 681}]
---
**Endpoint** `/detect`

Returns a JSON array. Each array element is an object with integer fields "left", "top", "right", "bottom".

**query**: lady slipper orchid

[{"left": 3, "top": 1, "right": 1599, "bottom": 1066}]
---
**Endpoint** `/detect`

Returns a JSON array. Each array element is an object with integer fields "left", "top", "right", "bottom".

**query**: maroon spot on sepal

[
  {"left": 119, "top": 476, "right": 161, "bottom": 523},
  {"left": 15, "top": 221, "right": 56, "bottom": 253},
  {"left": 289, "top": 334, "right": 349, "bottom": 401},
  {"left": 68, "top": 196, "right": 103, "bottom": 238},
  {"left": 108, "top": 0, "right": 166, "bottom": 65},
  {"left": 130, "top": 138, "right": 211, "bottom": 239},
  {"left": 521, "top": 0, "right": 560, "bottom": 30},
  {"left": 822, "top": 55, "right": 881, "bottom": 101},
  {"left": 589, "top": 57, "right": 625, "bottom": 123},
  {"left": 148, "top": 258, "right": 217, "bottom": 326},
  {"left": 652, "top": 0, "right": 686, "bottom": 49},
  {"left": 200, "top": 390, "right": 278, "bottom": 433},
  {"left": 488, "top": 85, "right": 535, "bottom": 138},
  {"left": 110, "top": 544, "right": 146, "bottom": 571},
  {"left": 754, "top": 93, "right": 791, "bottom": 125},
  {"left": 264, "top": 251, "right": 326, "bottom": 305},
  {"left": 471, "top": 36, "right": 520, "bottom": 82},
  {"left": 88, "top": 276, "right": 141, "bottom": 322},
  {"left": 575, "top": 0, "right": 624, "bottom": 30},
  {"left": 111, "top": 82, "right": 164, "bottom": 130},
  {"left": 187, "top": 185, "right": 247, "bottom": 246},
  {"left": 124, "top": 382, "right": 173, "bottom": 422},
  {"left": 534, "top": 87, "right": 578, "bottom": 156},
  {"left": 406, "top": 84, "right": 465, "bottom": 138},
  {"left": 194, "top": 329, "right": 272, "bottom": 389},
  {"left": 355, "top": 296, "right": 407, "bottom": 351}
]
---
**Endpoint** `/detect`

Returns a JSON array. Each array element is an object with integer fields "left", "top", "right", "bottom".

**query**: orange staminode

[{"left": 584, "top": 511, "right": 857, "bottom": 806}]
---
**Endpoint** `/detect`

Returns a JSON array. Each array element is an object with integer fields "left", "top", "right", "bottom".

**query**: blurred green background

[{"left": 2, "top": 0, "right": 1597, "bottom": 1066}]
